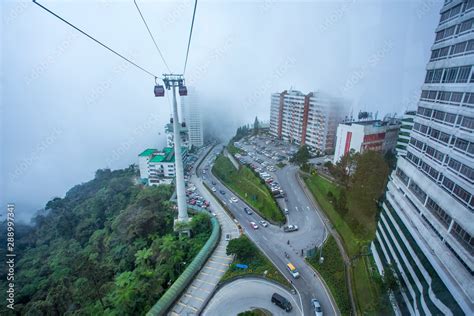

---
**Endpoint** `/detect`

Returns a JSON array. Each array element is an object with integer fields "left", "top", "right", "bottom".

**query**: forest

[{"left": 0, "top": 166, "right": 211, "bottom": 315}]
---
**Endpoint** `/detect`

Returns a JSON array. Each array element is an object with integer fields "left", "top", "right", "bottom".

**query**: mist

[{"left": 1, "top": 0, "right": 440, "bottom": 223}]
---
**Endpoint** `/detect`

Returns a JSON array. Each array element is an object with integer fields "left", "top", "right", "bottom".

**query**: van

[
  {"left": 287, "top": 263, "right": 300, "bottom": 278},
  {"left": 271, "top": 293, "right": 292, "bottom": 312}
]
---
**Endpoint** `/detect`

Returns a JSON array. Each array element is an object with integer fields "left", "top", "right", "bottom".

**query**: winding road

[{"left": 201, "top": 143, "right": 339, "bottom": 316}]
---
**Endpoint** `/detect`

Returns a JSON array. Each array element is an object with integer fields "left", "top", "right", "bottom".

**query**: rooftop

[
  {"left": 148, "top": 146, "right": 188, "bottom": 163},
  {"left": 138, "top": 148, "right": 157, "bottom": 157}
]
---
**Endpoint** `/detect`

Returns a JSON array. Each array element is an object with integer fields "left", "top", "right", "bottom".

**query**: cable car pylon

[{"left": 155, "top": 74, "right": 190, "bottom": 232}]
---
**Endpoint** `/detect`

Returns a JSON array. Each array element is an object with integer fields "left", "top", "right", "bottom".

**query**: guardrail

[{"left": 146, "top": 216, "right": 221, "bottom": 316}]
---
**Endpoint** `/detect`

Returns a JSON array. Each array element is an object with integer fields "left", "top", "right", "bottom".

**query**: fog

[{"left": 1, "top": 0, "right": 440, "bottom": 222}]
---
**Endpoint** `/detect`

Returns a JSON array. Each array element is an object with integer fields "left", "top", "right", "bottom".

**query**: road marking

[
  {"left": 295, "top": 206, "right": 299, "bottom": 212},
  {"left": 205, "top": 266, "right": 227, "bottom": 273},
  {"left": 209, "top": 259, "right": 231, "bottom": 266},
  {"left": 184, "top": 293, "right": 204, "bottom": 302},
  {"left": 195, "top": 278, "right": 216, "bottom": 286},
  {"left": 190, "top": 284, "right": 210, "bottom": 293}
]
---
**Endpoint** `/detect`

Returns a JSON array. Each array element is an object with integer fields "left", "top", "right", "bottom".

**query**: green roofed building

[{"left": 138, "top": 147, "right": 188, "bottom": 186}]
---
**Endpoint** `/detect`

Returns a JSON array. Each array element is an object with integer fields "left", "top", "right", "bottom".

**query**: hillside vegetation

[{"left": 0, "top": 166, "right": 211, "bottom": 315}]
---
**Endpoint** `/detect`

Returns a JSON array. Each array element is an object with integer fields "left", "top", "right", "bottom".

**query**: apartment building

[
  {"left": 371, "top": 1, "right": 474, "bottom": 314},
  {"left": 396, "top": 111, "right": 417, "bottom": 157},
  {"left": 138, "top": 147, "right": 188, "bottom": 186},
  {"left": 333, "top": 118, "right": 401, "bottom": 163},
  {"left": 180, "top": 86, "right": 204, "bottom": 148},
  {"left": 269, "top": 89, "right": 347, "bottom": 154}
]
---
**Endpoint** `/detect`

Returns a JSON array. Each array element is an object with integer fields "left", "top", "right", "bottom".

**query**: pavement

[
  {"left": 203, "top": 278, "right": 301, "bottom": 316},
  {"left": 169, "top": 145, "right": 239, "bottom": 316},
  {"left": 201, "top": 142, "right": 339, "bottom": 316}
]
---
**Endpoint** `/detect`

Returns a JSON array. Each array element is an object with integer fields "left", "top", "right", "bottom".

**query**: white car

[
  {"left": 259, "top": 220, "right": 268, "bottom": 227},
  {"left": 211, "top": 187, "right": 217, "bottom": 192},
  {"left": 250, "top": 221, "right": 259, "bottom": 229},
  {"left": 230, "top": 197, "right": 238, "bottom": 203},
  {"left": 311, "top": 299, "right": 323, "bottom": 316}
]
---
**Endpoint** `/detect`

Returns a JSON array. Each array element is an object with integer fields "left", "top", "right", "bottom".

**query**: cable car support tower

[{"left": 156, "top": 75, "right": 190, "bottom": 232}]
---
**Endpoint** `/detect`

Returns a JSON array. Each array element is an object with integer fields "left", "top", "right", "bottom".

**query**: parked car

[
  {"left": 283, "top": 225, "right": 299, "bottom": 232},
  {"left": 311, "top": 299, "right": 323, "bottom": 316},
  {"left": 211, "top": 187, "right": 217, "bottom": 192},
  {"left": 220, "top": 190, "right": 226, "bottom": 195},
  {"left": 250, "top": 221, "right": 259, "bottom": 229},
  {"left": 271, "top": 293, "right": 292, "bottom": 312}
]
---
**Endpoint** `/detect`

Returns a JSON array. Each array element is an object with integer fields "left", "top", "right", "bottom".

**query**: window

[
  {"left": 465, "top": 0, "right": 474, "bottom": 12},
  {"left": 460, "top": 116, "right": 474, "bottom": 130},
  {"left": 442, "top": 176, "right": 455, "bottom": 191},
  {"left": 443, "top": 67, "right": 459, "bottom": 83},
  {"left": 458, "top": 18, "right": 474, "bottom": 34},
  {"left": 426, "top": 197, "right": 452, "bottom": 228},
  {"left": 396, "top": 168, "right": 410, "bottom": 186},
  {"left": 448, "top": 158, "right": 462, "bottom": 172},
  {"left": 451, "top": 223, "right": 474, "bottom": 255},
  {"left": 445, "top": 112, "right": 457, "bottom": 124},
  {"left": 460, "top": 164, "right": 474, "bottom": 182},
  {"left": 463, "top": 92, "right": 474, "bottom": 106},
  {"left": 409, "top": 181, "right": 427, "bottom": 203},
  {"left": 455, "top": 138, "right": 469, "bottom": 151},
  {"left": 453, "top": 185, "right": 471, "bottom": 203},
  {"left": 457, "top": 66, "right": 471, "bottom": 83}
]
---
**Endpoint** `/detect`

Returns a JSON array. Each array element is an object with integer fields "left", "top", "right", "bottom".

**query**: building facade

[
  {"left": 372, "top": 1, "right": 474, "bottom": 314},
  {"left": 333, "top": 118, "right": 401, "bottom": 164},
  {"left": 269, "top": 89, "right": 347, "bottom": 154},
  {"left": 165, "top": 122, "right": 190, "bottom": 149},
  {"left": 180, "top": 86, "right": 204, "bottom": 148},
  {"left": 396, "top": 111, "right": 417, "bottom": 157},
  {"left": 138, "top": 147, "right": 188, "bottom": 186}
]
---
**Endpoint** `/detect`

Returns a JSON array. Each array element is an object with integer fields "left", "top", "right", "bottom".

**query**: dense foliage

[
  {"left": 290, "top": 145, "right": 311, "bottom": 166},
  {"left": 326, "top": 150, "right": 389, "bottom": 238},
  {"left": 212, "top": 155, "right": 285, "bottom": 223},
  {"left": 0, "top": 166, "right": 211, "bottom": 315},
  {"left": 308, "top": 236, "right": 351, "bottom": 316}
]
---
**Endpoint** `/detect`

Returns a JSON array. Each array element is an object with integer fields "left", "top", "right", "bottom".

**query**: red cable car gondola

[
  {"left": 154, "top": 84, "right": 165, "bottom": 97},
  {"left": 179, "top": 85, "right": 187, "bottom": 96},
  {"left": 154, "top": 77, "right": 165, "bottom": 97}
]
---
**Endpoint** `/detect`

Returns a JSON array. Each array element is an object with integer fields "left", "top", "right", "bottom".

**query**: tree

[
  {"left": 226, "top": 236, "right": 254, "bottom": 260},
  {"left": 290, "top": 145, "right": 311, "bottom": 166}
]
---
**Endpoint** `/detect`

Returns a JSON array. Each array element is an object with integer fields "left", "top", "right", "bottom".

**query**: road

[
  {"left": 169, "top": 145, "right": 239, "bottom": 315},
  {"left": 203, "top": 278, "right": 301, "bottom": 316},
  {"left": 201, "top": 143, "right": 338, "bottom": 316}
]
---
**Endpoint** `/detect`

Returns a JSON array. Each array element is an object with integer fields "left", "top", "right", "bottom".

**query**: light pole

[{"left": 157, "top": 74, "right": 190, "bottom": 229}]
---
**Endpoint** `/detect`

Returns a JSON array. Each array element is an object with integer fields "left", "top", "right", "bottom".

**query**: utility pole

[{"left": 159, "top": 74, "right": 190, "bottom": 231}]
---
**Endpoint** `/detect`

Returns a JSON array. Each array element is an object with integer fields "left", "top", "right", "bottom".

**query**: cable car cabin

[
  {"left": 154, "top": 85, "right": 165, "bottom": 97},
  {"left": 179, "top": 85, "right": 188, "bottom": 96},
  {"left": 181, "top": 122, "right": 186, "bottom": 127}
]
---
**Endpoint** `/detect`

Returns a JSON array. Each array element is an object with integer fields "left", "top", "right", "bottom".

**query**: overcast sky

[{"left": 1, "top": 0, "right": 441, "bottom": 223}]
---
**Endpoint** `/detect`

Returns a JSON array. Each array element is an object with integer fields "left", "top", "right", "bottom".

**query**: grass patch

[
  {"left": 222, "top": 235, "right": 289, "bottom": 287},
  {"left": 228, "top": 143, "right": 242, "bottom": 155},
  {"left": 303, "top": 173, "right": 392, "bottom": 315},
  {"left": 276, "top": 162, "right": 286, "bottom": 168},
  {"left": 303, "top": 174, "right": 360, "bottom": 256},
  {"left": 213, "top": 155, "right": 285, "bottom": 223},
  {"left": 308, "top": 236, "right": 351, "bottom": 316}
]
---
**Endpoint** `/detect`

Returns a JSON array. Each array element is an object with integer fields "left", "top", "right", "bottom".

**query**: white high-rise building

[
  {"left": 371, "top": 1, "right": 473, "bottom": 314},
  {"left": 269, "top": 89, "right": 347, "bottom": 154},
  {"left": 180, "top": 86, "right": 203, "bottom": 148}
]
